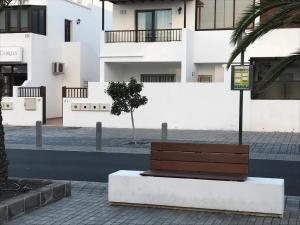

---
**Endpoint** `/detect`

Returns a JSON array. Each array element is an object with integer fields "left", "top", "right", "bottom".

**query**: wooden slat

[
  {"left": 141, "top": 170, "right": 247, "bottom": 181},
  {"left": 150, "top": 160, "right": 248, "bottom": 175},
  {"left": 151, "top": 150, "right": 248, "bottom": 164},
  {"left": 151, "top": 142, "right": 249, "bottom": 154}
]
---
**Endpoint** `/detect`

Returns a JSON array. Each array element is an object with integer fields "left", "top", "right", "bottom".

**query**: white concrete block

[{"left": 108, "top": 170, "right": 284, "bottom": 216}]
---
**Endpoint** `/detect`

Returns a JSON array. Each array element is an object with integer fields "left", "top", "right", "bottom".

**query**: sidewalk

[
  {"left": 5, "top": 126, "right": 300, "bottom": 161},
  {"left": 8, "top": 181, "right": 300, "bottom": 225}
]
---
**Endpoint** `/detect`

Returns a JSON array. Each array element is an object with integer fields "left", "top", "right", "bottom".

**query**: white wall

[
  {"left": 104, "top": 62, "right": 181, "bottom": 82},
  {"left": 2, "top": 97, "right": 43, "bottom": 126},
  {"left": 193, "top": 29, "right": 300, "bottom": 64},
  {"left": 63, "top": 70, "right": 300, "bottom": 132}
]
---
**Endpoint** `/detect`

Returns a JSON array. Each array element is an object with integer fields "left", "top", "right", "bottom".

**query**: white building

[
  {"left": 28, "top": 0, "right": 300, "bottom": 131},
  {"left": 0, "top": 0, "right": 112, "bottom": 125}
]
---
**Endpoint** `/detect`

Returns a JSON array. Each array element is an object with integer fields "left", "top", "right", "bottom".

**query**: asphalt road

[{"left": 7, "top": 149, "right": 300, "bottom": 196}]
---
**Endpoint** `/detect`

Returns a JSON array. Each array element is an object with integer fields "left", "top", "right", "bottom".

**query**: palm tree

[{"left": 227, "top": 0, "right": 300, "bottom": 95}]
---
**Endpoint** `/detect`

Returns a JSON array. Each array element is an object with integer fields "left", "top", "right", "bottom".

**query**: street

[{"left": 7, "top": 149, "right": 300, "bottom": 196}]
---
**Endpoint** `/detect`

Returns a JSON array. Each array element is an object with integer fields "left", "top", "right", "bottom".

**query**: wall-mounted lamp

[
  {"left": 178, "top": 7, "right": 182, "bottom": 14},
  {"left": 76, "top": 19, "right": 81, "bottom": 25}
]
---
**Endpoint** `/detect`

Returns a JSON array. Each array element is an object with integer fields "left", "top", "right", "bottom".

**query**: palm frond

[
  {"left": 253, "top": 50, "right": 300, "bottom": 96},
  {"left": 231, "top": 0, "right": 297, "bottom": 45},
  {"left": 227, "top": 3, "right": 300, "bottom": 69}
]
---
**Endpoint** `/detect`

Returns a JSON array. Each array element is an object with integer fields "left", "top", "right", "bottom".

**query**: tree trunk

[
  {"left": 0, "top": 76, "right": 8, "bottom": 184},
  {"left": 130, "top": 109, "right": 136, "bottom": 144}
]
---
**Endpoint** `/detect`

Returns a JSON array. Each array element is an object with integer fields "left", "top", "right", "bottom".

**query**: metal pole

[
  {"left": 36, "top": 121, "right": 42, "bottom": 148},
  {"left": 96, "top": 122, "right": 102, "bottom": 150},
  {"left": 239, "top": 48, "right": 245, "bottom": 145},
  {"left": 161, "top": 123, "right": 168, "bottom": 142}
]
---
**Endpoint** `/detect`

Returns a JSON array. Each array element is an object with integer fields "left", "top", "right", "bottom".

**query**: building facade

[
  {"left": 35, "top": 1, "right": 300, "bottom": 131},
  {"left": 0, "top": 0, "right": 108, "bottom": 125}
]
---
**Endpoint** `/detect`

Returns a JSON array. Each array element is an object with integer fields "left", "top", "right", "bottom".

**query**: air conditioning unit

[{"left": 52, "top": 62, "right": 64, "bottom": 75}]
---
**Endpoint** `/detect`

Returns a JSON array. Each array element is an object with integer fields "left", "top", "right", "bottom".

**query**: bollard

[
  {"left": 161, "top": 122, "right": 168, "bottom": 141},
  {"left": 36, "top": 121, "right": 42, "bottom": 148},
  {"left": 96, "top": 122, "right": 102, "bottom": 150}
]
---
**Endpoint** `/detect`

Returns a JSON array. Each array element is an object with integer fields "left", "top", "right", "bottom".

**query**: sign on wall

[
  {"left": 0, "top": 47, "right": 23, "bottom": 62},
  {"left": 231, "top": 65, "right": 253, "bottom": 91}
]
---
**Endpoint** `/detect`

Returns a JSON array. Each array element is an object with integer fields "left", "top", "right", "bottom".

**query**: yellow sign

[{"left": 231, "top": 65, "right": 252, "bottom": 90}]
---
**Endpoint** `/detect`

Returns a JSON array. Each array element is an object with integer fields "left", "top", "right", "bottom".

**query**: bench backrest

[{"left": 150, "top": 142, "right": 249, "bottom": 180}]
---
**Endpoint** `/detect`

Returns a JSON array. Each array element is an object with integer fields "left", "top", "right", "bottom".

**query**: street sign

[{"left": 231, "top": 65, "right": 253, "bottom": 91}]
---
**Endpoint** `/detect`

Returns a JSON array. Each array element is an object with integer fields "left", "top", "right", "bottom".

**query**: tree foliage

[
  {"left": 106, "top": 78, "right": 148, "bottom": 143},
  {"left": 227, "top": 0, "right": 300, "bottom": 94},
  {"left": 106, "top": 78, "right": 148, "bottom": 115},
  {"left": 0, "top": 77, "right": 8, "bottom": 184},
  {"left": 0, "top": 0, "right": 15, "bottom": 185}
]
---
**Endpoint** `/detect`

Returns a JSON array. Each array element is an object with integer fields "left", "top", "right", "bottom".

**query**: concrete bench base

[{"left": 108, "top": 170, "right": 284, "bottom": 217}]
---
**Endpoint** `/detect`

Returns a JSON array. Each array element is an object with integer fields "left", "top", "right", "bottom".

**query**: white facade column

[{"left": 181, "top": 28, "right": 194, "bottom": 83}]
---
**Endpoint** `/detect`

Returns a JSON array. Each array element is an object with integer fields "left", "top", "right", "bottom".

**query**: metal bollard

[
  {"left": 96, "top": 122, "right": 102, "bottom": 150},
  {"left": 161, "top": 122, "right": 168, "bottom": 141},
  {"left": 36, "top": 121, "right": 42, "bottom": 148}
]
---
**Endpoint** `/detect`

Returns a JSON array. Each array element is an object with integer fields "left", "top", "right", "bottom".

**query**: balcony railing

[{"left": 105, "top": 29, "right": 182, "bottom": 43}]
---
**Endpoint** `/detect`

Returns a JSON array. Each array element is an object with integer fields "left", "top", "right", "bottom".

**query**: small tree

[{"left": 106, "top": 78, "right": 148, "bottom": 143}]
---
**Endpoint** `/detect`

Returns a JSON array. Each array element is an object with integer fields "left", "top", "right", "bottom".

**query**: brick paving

[
  {"left": 7, "top": 181, "right": 300, "bottom": 225},
  {"left": 4, "top": 126, "right": 300, "bottom": 161}
]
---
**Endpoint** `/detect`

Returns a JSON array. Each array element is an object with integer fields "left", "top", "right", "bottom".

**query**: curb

[{"left": 0, "top": 180, "right": 71, "bottom": 224}]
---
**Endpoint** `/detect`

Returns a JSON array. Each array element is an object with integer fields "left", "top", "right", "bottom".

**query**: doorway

[
  {"left": 136, "top": 9, "right": 172, "bottom": 41},
  {"left": 0, "top": 64, "right": 27, "bottom": 96}
]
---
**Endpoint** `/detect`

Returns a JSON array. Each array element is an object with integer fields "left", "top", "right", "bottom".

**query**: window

[
  {"left": 198, "top": 75, "right": 212, "bottom": 83},
  {"left": 20, "top": 8, "right": 29, "bottom": 31},
  {"left": 31, "top": 7, "right": 46, "bottom": 35},
  {"left": 141, "top": 74, "right": 176, "bottom": 83},
  {"left": 251, "top": 58, "right": 300, "bottom": 100},
  {"left": 0, "top": 5, "right": 46, "bottom": 35},
  {"left": 0, "top": 64, "right": 27, "bottom": 97},
  {"left": 0, "top": 10, "right": 6, "bottom": 32},
  {"left": 65, "top": 19, "right": 71, "bottom": 42},
  {"left": 136, "top": 9, "right": 172, "bottom": 42},
  {"left": 8, "top": 8, "right": 18, "bottom": 32},
  {"left": 196, "top": 0, "right": 253, "bottom": 30}
]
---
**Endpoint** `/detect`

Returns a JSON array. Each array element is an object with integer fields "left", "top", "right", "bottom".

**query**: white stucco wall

[
  {"left": 193, "top": 29, "right": 300, "bottom": 63},
  {"left": 63, "top": 69, "right": 300, "bottom": 132},
  {"left": 2, "top": 97, "right": 43, "bottom": 126}
]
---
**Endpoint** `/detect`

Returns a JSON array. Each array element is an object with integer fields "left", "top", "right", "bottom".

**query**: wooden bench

[{"left": 141, "top": 142, "right": 249, "bottom": 181}]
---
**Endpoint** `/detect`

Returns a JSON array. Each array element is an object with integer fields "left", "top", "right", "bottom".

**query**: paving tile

[{"left": 7, "top": 181, "right": 300, "bottom": 225}]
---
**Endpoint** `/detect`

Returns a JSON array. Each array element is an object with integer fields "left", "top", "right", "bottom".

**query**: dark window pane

[
  {"left": 1, "top": 65, "right": 12, "bottom": 73},
  {"left": 8, "top": 8, "right": 18, "bottom": 32},
  {"left": 215, "top": 0, "right": 234, "bottom": 29},
  {"left": 31, "top": 8, "right": 39, "bottom": 33},
  {"left": 252, "top": 59, "right": 300, "bottom": 100},
  {"left": 38, "top": 8, "right": 46, "bottom": 34},
  {"left": 0, "top": 10, "right": 6, "bottom": 32},
  {"left": 65, "top": 19, "right": 71, "bottom": 42},
  {"left": 235, "top": 0, "right": 253, "bottom": 27},
  {"left": 20, "top": 8, "right": 29, "bottom": 31},
  {"left": 13, "top": 65, "right": 27, "bottom": 73},
  {"left": 199, "top": 0, "right": 215, "bottom": 29},
  {"left": 141, "top": 74, "right": 176, "bottom": 83}
]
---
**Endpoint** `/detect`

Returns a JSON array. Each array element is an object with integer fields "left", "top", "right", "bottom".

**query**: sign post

[{"left": 231, "top": 63, "right": 253, "bottom": 145}]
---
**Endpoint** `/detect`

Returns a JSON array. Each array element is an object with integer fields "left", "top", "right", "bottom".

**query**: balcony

[{"left": 105, "top": 29, "right": 182, "bottom": 43}]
